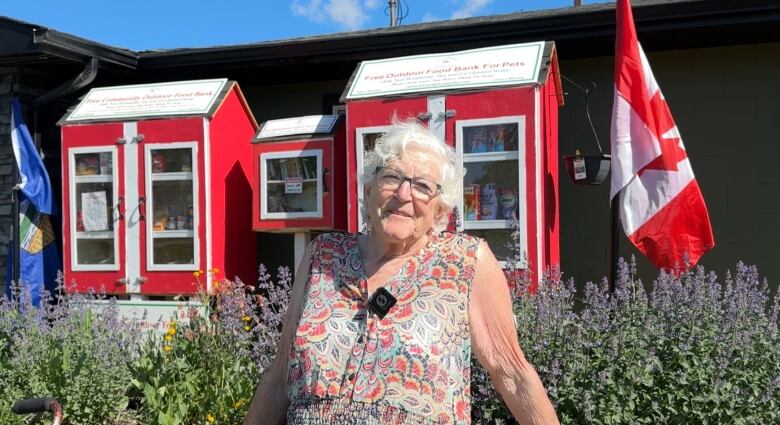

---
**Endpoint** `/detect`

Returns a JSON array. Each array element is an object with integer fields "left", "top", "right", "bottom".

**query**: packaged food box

[
  {"left": 480, "top": 183, "right": 498, "bottom": 220},
  {"left": 75, "top": 154, "right": 99, "bottom": 176},
  {"left": 463, "top": 184, "right": 480, "bottom": 221}
]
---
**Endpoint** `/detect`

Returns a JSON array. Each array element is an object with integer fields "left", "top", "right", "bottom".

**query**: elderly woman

[{"left": 245, "top": 121, "right": 559, "bottom": 425}]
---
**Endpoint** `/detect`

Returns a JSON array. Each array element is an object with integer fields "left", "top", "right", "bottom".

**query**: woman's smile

[{"left": 384, "top": 209, "right": 414, "bottom": 219}]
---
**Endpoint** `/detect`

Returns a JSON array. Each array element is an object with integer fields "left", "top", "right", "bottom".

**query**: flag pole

[{"left": 11, "top": 140, "right": 21, "bottom": 300}]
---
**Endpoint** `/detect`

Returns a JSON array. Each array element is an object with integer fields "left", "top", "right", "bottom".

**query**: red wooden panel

[
  {"left": 137, "top": 118, "right": 204, "bottom": 295},
  {"left": 542, "top": 73, "right": 561, "bottom": 270},
  {"left": 208, "top": 88, "right": 258, "bottom": 287},
  {"left": 61, "top": 123, "right": 127, "bottom": 294},
  {"left": 252, "top": 139, "right": 334, "bottom": 231}
]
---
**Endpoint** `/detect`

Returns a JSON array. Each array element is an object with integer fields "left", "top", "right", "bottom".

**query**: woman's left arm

[{"left": 469, "top": 240, "right": 560, "bottom": 425}]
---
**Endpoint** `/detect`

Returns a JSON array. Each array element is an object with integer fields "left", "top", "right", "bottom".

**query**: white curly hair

[{"left": 358, "top": 119, "right": 463, "bottom": 232}]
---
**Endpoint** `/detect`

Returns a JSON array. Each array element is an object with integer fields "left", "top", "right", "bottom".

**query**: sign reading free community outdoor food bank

[
  {"left": 345, "top": 42, "right": 545, "bottom": 99},
  {"left": 66, "top": 79, "right": 228, "bottom": 122}
]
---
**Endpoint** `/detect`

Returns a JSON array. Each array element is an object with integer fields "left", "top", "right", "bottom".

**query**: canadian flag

[{"left": 610, "top": 0, "right": 714, "bottom": 271}]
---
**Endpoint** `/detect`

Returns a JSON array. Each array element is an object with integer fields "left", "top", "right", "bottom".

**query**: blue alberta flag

[{"left": 6, "top": 98, "right": 60, "bottom": 306}]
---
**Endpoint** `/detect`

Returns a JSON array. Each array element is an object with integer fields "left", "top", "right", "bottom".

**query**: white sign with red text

[
  {"left": 346, "top": 42, "right": 545, "bottom": 99},
  {"left": 257, "top": 115, "right": 340, "bottom": 139},
  {"left": 94, "top": 299, "right": 207, "bottom": 334},
  {"left": 66, "top": 79, "right": 228, "bottom": 121}
]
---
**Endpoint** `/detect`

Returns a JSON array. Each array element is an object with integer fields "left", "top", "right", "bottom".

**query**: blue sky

[{"left": 0, "top": 1, "right": 609, "bottom": 51}]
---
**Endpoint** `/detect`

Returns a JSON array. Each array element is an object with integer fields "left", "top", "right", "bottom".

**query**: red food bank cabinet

[
  {"left": 251, "top": 115, "right": 346, "bottom": 267},
  {"left": 59, "top": 78, "right": 257, "bottom": 298},
  {"left": 342, "top": 41, "right": 564, "bottom": 281}
]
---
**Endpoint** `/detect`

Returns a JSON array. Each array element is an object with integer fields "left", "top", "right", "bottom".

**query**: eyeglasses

[{"left": 374, "top": 167, "right": 442, "bottom": 201}]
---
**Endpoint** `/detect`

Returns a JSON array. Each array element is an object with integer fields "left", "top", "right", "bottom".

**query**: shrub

[
  {"left": 472, "top": 258, "right": 780, "bottom": 424},
  {"left": 0, "top": 281, "right": 142, "bottom": 425},
  {"left": 129, "top": 265, "right": 292, "bottom": 425}
]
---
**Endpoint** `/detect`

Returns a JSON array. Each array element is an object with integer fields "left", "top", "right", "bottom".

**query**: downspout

[{"left": 32, "top": 57, "right": 100, "bottom": 143}]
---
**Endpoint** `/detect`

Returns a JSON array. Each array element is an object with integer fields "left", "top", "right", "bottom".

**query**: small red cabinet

[
  {"left": 252, "top": 115, "right": 346, "bottom": 232},
  {"left": 59, "top": 79, "right": 257, "bottom": 296},
  {"left": 342, "top": 42, "right": 563, "bottom": 283}
]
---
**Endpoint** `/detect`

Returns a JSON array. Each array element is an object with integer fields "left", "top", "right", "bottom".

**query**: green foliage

[
  {"left": 7, "top": 257, "right": 777, "bottom": 425},
  {"left": 129, "top": 279, "right": 260, "bottom": 425},
  {"left": 0, "top": 290, "right": 139, "bottom": 425},
  {"left": 1, "top": 266, "right": 290, "bottom": 425},
  {"left": 473, "top": 259, "right": 780, "bottom": 424}
]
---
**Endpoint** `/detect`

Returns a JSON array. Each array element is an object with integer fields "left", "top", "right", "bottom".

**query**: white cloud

[
  {"left": 291, "top": 0, "right": 382, "bottom": 30},
  {"left": 292, "top": 0, "right": 327, "bottom": 23},
  {"left": 450, "top": 0, "right": 492, "bottom": 19},
  {"left": 421, "top": 13, "right": 442, "bottom": 23}
]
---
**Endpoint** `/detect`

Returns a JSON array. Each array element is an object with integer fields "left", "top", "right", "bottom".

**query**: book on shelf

[
  {"left": 267, "top": 160, "right": 282, "bottom": 180},
  {"left": 302, "top": 157, "right": 316, "bottom": 180},
  {"left": 282, "top": 158, "right": 301, "bottom": 179}
]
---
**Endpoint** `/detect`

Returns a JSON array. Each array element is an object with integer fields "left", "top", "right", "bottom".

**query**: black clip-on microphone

[{"left": 367, "top": 287, "right": 397, "bottom": 319}]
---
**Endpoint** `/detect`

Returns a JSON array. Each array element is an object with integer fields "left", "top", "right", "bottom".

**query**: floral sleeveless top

[{"left": 287, "top": 232, "right": 480, "bottom": 425}]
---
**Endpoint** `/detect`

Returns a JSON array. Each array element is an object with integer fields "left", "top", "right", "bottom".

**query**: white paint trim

[
  {"left": 346, "top": 109, "right": 353, "bottom": 231},
  {"left": 124, "top": 123, "right": 140, "bottom": 292},
  {"left": 517, "top": 116, "right": 528, "bottom": 270},
  {"left": 143, "top": 141, "right": 200, "bottom": 272},
  {"left": 355, "top": 125, "right": 393, "bottom": 232},
  {"left": 203, "top": 119, "right": 212, "bottom": 292},
  {"left": 68, "top": 145, "right": 120, "bottom": 272},
  {"left": 462, "top": 151, "right": 519, "bottom": 163},
  {"left": 454, "top": 115, "right": 527, "bottom": 268},
  {"left": 260, "top": 150, "right": 324, "bottom": 219},
  {"left": 427, "top": 95, "right": 446, "bottom": 142},
  {"left": 534, "top": 88, "right": 543, "bottom": 280}
]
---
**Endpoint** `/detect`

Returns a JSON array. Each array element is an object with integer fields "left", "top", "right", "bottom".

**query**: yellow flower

[
  {"left": 164, "top": 335, "right": 173, "bottom": 342},
  {"left": 234, "top": 399, "right": 245, "bottom": 409},
  {"left": 211, "top": 267, "right": 220, "bottom": 274},
  {"left": 163, "top": 345, "right": 173, "bottom": 353},
  {"left": 243, "top": 325, "right": 251, "bottom": 332},
  {"left": 242, "top": 315, "right": 251, "bottom": 322},
  {"left": 206, "top": 413, "right": 215, "bottom": 423},
  {"left": 167, "top": 327, "right": 176, "bottom": 336},
  {"left": 193, "top": 270, "right": 203, "bottom": 278}
]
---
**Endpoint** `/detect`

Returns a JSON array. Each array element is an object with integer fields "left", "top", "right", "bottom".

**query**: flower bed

[
  {"left": 2, "top": 259, "right": 778, "bottom": 424},
  {"left": 472, "top": 259, "right": 780, "bottom": 424}
]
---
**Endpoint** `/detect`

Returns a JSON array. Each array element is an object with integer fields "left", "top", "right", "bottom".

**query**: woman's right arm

[{"left": 244, "top": 244, "right": 312, "bottom": 425}]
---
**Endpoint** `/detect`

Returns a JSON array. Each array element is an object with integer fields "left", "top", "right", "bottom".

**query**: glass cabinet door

[
  {"left": 261, "top": 150, "right": 323, "bottom": 219},
  {"left": 144, "top": 143, "right": 198, "bottom": 270},
  {"left": 355, "top": 126, "right": 392, "bottom": 232},
  {"left": 69, "top": 148, "right": 119, "bottom": 270},
  {"left": 456, "top": 117, "right": 525, "bottom": 264}
]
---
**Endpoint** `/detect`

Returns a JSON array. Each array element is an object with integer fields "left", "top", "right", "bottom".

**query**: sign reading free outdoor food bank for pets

[{"left": 345, "top": 42, "right": 545, "bottom": 99}]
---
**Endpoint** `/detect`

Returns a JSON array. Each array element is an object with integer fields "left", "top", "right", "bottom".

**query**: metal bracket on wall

[{"left": 417, "top": 112, "right": 433, "bottom": 122}]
